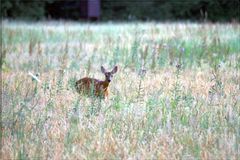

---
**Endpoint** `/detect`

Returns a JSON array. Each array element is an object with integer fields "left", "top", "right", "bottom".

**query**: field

[{"left": 2, "top": 20, "right": 240, "bottom": 159}]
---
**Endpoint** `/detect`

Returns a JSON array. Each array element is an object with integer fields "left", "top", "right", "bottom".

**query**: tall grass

[{"left": 2, "top": 20, "right": 240, "bottom": 159}]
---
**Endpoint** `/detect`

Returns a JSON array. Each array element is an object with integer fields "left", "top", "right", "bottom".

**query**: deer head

[{"left": 101, "top": 66, "right": 118, "bottom": 82}]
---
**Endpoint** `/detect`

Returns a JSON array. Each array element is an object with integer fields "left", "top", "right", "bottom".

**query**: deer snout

[
  {"left": 107, "top": 77, "right": 111, "bottom": 82},
  {"left": 106, "top": 75, "right": 112, "bottom": 82}
]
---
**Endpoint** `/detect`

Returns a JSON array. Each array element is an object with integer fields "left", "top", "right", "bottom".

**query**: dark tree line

[{"left": 1, "top": 0, "right": 239, "bottom": 22}]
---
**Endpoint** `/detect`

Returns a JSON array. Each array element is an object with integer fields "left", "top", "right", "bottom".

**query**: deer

[{"left": 75, "top": 66, "right": 118, "bottom": 100}]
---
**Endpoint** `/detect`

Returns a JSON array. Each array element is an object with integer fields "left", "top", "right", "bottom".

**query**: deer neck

[{"left": 101, "top": 80, "right": 110, "bottom": 89}]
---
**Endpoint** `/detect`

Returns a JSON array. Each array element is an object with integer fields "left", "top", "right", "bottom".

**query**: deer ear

[
  {"left": 111, "top": 66, "right": 118, "bottom": 74},
  {"left": 101, "top": 66, "right": 106, "bottom": 73}
]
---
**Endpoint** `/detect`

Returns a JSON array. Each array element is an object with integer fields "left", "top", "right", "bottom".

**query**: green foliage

[
  {"left": 1, "top": 0, "right": 239, "bottom": 21},
  {"left": 2, "top": 21, "right": 240, "bottom": 159},
  {"left": 1, "top": 0, "right": 55, "bottom": 20},
  {"left": 102, "top": 0, "right": 240, "bottom": 22}
]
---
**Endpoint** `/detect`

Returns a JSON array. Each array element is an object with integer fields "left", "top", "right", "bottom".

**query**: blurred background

[{"left": 1, "top": 0, "right": 239, "bottom": 22}]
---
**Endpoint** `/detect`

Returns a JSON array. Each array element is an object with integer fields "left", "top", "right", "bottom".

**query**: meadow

[{"left": 1, "top": 20, "right": 240, "bottom": 159}]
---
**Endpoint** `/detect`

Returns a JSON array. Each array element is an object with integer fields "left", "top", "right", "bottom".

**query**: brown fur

[
  {"left": 75, "top": 77, "right": 109, "bottom": 98},
  {"left": 75, "top": 66, "right": 118, "bottom": 99}
]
